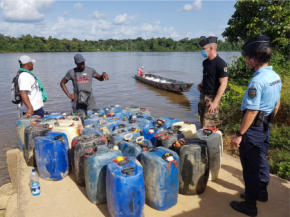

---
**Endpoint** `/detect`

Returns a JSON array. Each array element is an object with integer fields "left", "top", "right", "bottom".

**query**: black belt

[
  {"left": 201, "top": 90, "right": 217, "bottom": 95},
  {"left": 242, "top": 110, "right": 274, "bottom": 127}
]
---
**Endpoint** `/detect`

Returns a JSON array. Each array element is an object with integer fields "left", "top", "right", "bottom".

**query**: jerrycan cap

[
  {"left": 32, "top": 169, "right": 36, "bottom": 172},
  {"left": 119, "top": 124, "right": 127, "bottom": 128},
  {"left": 173, "top": 125, "right": 182, "bottom": 131},
  {"left": 130, "top": 119, "right": 137, "bottom": 124},
  {"left": 148, "top": 129, "right": 155, "bottom": 134},
  {"left": 116, "top": 156, "right": 124, "bottom": 162},
  {"left": 129, "top": 127, "right": 138, "bottom": 132},
  {"left": 163, "top": 153, "right": 174, "bottom": 162}
]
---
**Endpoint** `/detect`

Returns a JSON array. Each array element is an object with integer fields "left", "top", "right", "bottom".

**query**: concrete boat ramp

[{"left": 2, "top": 149, "right": 290, "bottom": 217}]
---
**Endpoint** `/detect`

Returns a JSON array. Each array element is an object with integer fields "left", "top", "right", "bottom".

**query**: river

[{"left": 0, "top": 51, "right": 241, "bottom": 186}]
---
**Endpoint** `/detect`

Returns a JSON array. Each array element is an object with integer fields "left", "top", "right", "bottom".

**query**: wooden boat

[{"left": 135, "top": 74, "right": 193, "bottom": 92}]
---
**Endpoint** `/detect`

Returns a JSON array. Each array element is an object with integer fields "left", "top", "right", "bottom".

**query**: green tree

[{"left": 222, "top": 0, "right": 290, "bottom": 58}]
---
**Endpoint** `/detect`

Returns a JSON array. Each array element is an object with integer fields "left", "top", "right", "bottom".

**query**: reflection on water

[
  {"left": 135, "top": 79, "right": 192, "bottom": 110},
  {"left": 0, "top": 51, "right": 241, "bottom": 186}
]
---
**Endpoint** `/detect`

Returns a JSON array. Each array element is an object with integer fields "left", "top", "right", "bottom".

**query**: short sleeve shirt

[
  {"left": 241, "top": 66, "right": 281, "bottom": 116},
  {"left": 65, "top": 66, "right": 98, "bottom": 98},
  {"left": 202, "top": 55, "right": 228, "bottom": 92},
  {"left": 18, "top": 72, "right": 43, "bottom": 112}
]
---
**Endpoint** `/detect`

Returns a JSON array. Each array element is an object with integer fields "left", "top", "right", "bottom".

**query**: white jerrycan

[
  {"left": 195, "top": 127, "right": 223, "bottom": 180},
  {"left": 171, "top": 121, "right": 197, "bottom": 138}
]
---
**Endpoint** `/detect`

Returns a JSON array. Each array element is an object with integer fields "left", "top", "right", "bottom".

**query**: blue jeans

[{"left": 23, "top": 107, "right": 45, "bottom": 118}]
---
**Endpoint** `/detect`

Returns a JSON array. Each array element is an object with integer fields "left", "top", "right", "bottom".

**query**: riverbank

[{"left": 1, "top": 148, "right": 289, "bottom": 217}]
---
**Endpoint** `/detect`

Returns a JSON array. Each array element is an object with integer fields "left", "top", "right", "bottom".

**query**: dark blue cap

[
  {"left": 242, "top": 35, "right": 270, "bottom": 56},
  {"left": 199, "top": 36, "right": 218, "bottom": 47},
  {"left": 74, "top": 54, "right": 86, "bottom": 64}
]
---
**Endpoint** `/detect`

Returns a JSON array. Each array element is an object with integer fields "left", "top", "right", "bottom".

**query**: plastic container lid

[{"left": 32, "top": 169, "right": 36, "bottom": 172}]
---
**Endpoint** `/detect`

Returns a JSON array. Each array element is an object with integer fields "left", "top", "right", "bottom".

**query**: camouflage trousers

[{"left": 198, "top": 93, "right": 220, "bottom": 127}]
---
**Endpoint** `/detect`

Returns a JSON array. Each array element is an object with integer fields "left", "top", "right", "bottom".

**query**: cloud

[
  {"left": 112, "top": 13, "right": 137, "bottom": 25},
  {"left": 0, "top": 0, "right": 54, "bottom": 23},
  {"left": 179, "top": 0, "right": 202, "bottom": 12},
  {"left": 93, "top": 11, "right": 108, "bottom": 19},
  {"left": 152, "top": 21, "right": 160, "bottom": 25},
  {"left": 74, "top": 2, "right": 83, "bottom": 10},
  {"left": 63, "top": 11, "right": 69, "bottom": 18}
]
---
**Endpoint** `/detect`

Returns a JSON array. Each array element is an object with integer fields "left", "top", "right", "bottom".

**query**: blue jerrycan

[
  {"left": 124, "top": 105, "right": 141, "bottom": 116},
  {"left": 110, "top": 129, "right": 140, "bottom": 146},
  {"left": 155, "top": 117, "right": 179, "bottom": 129},
  {"left": 104, "top": 105, "right": 122, "bottom": 116},
  {"left": 131, "top": 115, "right": 155, "bottom": 128},
  {"left": 108, "top": 110, "right": 130, "bottom": 121},
  {"left": 84, "top": 145, "right": 122, "bottom": 204},
  {"left": 16, "top": 115, "right": 41, "bottom": 151},
  {"left": 118, "top": 136, "right": 153, "bottom": 161},
  {"left": 83, "top": 114, "right": 106, "bottom": 127},
  {"left": 172, "top": 138, "right": 209, "bottom": 195},
  {"left": 143, "top": 124, "right": 165, "bottom": 144},
  {"left": 43, "top": 114, "right": 65, "bottom": 120},
  {"left": 87, "top": 108, "right": 105, "bottom": 118},
  {"left": 35, "top": 132, "right": 69, "bottom": 181},
  {"left": 140, "top": 147, "right": 180, "bottom": 210},
  {"left": 71, "top": 134, "right": 107, "bottom": 186},
  {"left": 106, "top": 157, "right": 145, "bottom": 217},
  {"left": 82, "top": 125, "right": 105, "bottom": 137}
]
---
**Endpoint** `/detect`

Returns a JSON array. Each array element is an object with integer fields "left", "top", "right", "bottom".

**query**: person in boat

[
  {"left": 16, "top": 55, "right": 47, "bottom": 118},
  {"left": 197, "top": 36, "right": 228, "bottom": 127},
  {"left": 137, "top": 66, "right": 144, "bottom": 77},
  {"left": 230, "top": 35, "right": 281, "bottom": 217},
  {"left": 60, "top": 54, "right": 109, "bottom": 113}
]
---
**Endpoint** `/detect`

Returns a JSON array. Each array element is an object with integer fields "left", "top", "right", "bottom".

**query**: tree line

[{"left": 0, "top": 34, "right": 243, "bottom": 53}]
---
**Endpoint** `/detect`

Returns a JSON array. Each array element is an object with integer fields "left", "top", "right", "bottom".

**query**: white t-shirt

[{"left": 17, "top": 72, "right": 43, "bottom": 113}]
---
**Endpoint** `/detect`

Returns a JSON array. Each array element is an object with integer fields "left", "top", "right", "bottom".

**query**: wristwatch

[{"left": 236, "top": 130, "right": 244, "bottom": 137}]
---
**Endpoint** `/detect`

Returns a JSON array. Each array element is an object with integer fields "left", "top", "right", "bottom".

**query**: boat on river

[{"left": 135, "top": 74, "right": 193, "bottom": 92}]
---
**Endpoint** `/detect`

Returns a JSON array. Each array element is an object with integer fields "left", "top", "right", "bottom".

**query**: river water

[{"left": 0, "top": 51, "right": 241, "bottom": 186}]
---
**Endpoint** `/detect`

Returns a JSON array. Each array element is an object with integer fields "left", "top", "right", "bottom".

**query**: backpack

[{"left": 11, "top": 71, "right": 36, "bottom": 104}]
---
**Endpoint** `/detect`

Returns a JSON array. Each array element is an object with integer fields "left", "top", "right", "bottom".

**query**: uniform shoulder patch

[
  {"left": 224, "top": 67, "right": 228, "bottom": 73},
  {"left": 248, "top": 87, "right": 257, "bottom": 99}
]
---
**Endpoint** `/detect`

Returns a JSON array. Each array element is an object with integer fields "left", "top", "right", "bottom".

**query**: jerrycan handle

[
  {"left": 54, "top": 122, "right": 60, "bottom": 127},
  {"left": 121, "top": 167, "right": 135, "bottom": 176},
  {"left": 148, "top": 147, "right": 158, "bottom": 152},
  {"left": 124, "top": 133, "right": 133, "bottom": 141},
  {"left": 203, "top": 129, "right": 213, "bottom": 136},
  {"left": 118, "top": 160, "right": 130, "bottom": 166},
  {"left": 54, "top": 135, "right": 66, "bottom": 144},
  {"left": 136, "top": 136, "right": 144, "bottom": 145},
  {"left": 99, "top": 120, "right": 107, "bottom": 125},
  {"left": 73, "top": 117, "right": 80, "bottom": 121}
]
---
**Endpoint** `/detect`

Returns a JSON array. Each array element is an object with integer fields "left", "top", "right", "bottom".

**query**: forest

[{"left": 0, "top": 34, "right": 242, "bottom": 53}]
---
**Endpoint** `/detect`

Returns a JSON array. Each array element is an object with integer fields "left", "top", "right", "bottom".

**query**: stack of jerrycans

[
  {"left": 84, "top": 145, "right": 122, "bottom": 204},
  {"left": 140, "top": 147, "right": 180, "bottom": 210},
  {"left": 71, "top": 134, "right": 107, "bottom": 186},
  {"left": 195, "top": 126, "right": 223, "bottom": 181}
]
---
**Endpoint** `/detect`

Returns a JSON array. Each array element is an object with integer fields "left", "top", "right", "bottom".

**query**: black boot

[
  {"left": 240, "top": 184, "right": 268, "bottom": 202},
  {"left": 230, "top": 199, "right": 257, "bottom": 217}
]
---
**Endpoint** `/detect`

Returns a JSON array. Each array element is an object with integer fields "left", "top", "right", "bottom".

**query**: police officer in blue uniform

[{"left": 230, "top": 35, "right": 282, "bottom": 216}]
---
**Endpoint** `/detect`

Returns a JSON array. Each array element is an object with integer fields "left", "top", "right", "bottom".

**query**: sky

[{"left": 0, "top": 0, "right": 238, "bottom": 41}]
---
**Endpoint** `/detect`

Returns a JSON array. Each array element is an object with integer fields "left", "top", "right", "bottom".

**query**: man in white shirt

[{"left": 18, "top": 55, "right": 45, "bottom": 118}]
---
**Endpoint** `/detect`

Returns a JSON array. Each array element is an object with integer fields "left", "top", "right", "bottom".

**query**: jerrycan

[
  {"left": 24, "top": 124, "right": 52, "bottom": 166},
  {"left": 154, "top": 129, "right": 184, "bottom": 149},
  {"left": 104, "top": 105, "right": 122, "bottom": 116},
  {"left": 108, "top": 110, "right": 130, "bottom": 121},
  {"left": 124, "top": 105, "right": 141, "bottom": 115},
  {"left": 84, "top": 145, "right": 122, "bottom": 204},
  {"left": 171, "top": 122, "right": 197, "bottom": 138},
  {"left": 110, "top": 129, "right": 140, "bottom": 146},
  {"left": 155, "top": 117, "right": 179, "bottom": 129},
  {"left": 118, "top": 136, "right": 153, "bottom": 161},
  {"left": 106, "top": 157, "right": 145, "bottom": 217},
  {"left": 96, "top": 118, "right": 121, "bottom": 131},
  {"left": 87, "top": 108, "right": 105, "bottom": 118},
  {"left": 83, "top": 114, "right": 107, "bottom": 127},
  {"left": 140, "top": 147, "right": 180, "bottom": 210},
  {"left": 143, "top": 124, "right": 165, "bottom": 144},
  {"left": 172, "top": 138, "right": 209, "bottom": 195},
  {"left": 71, "top": 134, "right": 107, "bottom": 186},
  {"left": 82, "top": 124, "right": 106, "bottom": 139},
  {"left": 35, "top": 132, "right": 69, "bottom": 181},
  {"left": 43, "top": 114, "right": 65, "bottom": 120},
  {"left": 195, "top": 126, "right": 223, "bottom": 181},
  {"left": 131, "top": 108, "right": 151, "bottom": 118},
  {"left": 71, "top": 111, "right": 87, "bottom": 123},
  {"left": 16, "top": 115, "right": 41, "bottom": 151},
  {"left": 57, "top": 116, "right": 83, "bottom": 129},
  {"left": 51, "top": 122, "right": 82, "bottom": 148},
  {"left": 131, "top": 115, "right": 155, "bottom": 128}
]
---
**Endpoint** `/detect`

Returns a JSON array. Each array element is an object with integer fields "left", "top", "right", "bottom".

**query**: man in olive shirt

[
  {"left": 60, "top": 54, "right": 109, "bottom": 112},
  {"left": 197, "top": 36, "right": 228, "bottom": 127}
]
